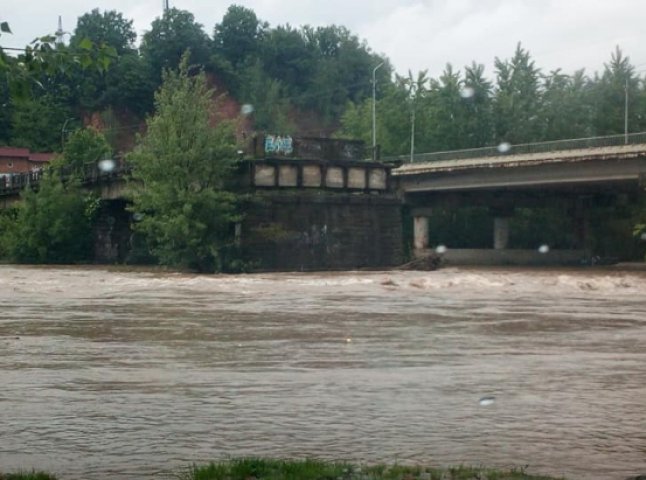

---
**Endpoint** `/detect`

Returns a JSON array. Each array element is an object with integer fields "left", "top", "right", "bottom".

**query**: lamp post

[
  {"left": 624, "top": 77, "right": 629, "bottom": 145},
  {"left": 409, "top": 81, "right": 418, "bottom": 164},
  {"left": 372, "top": 62, "right": 384, "bottom": 161},
  {"left": 410, "top": 104, "right": 415, "bottom": 163},
  {"left": 61, "top": 117, "right": 75, "bottom": 150}
]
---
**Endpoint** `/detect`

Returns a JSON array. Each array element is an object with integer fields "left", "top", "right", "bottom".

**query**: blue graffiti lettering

[{"left": 265, "top": 135, "right": 293, "bottom": 155}]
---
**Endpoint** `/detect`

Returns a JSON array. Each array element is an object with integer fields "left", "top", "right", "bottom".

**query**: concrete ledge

[{"left": 419, "top": 248, "right": 586, "bottom": 266}]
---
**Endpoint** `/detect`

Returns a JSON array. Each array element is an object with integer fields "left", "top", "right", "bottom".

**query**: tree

[
  {"left": 238, "top": 60, "right": 293, "bottom": 132},
  {"left": 591, "top": 47, "right": 642, "bottom": 136},
  {"left": 493, "top": 43, "right": 542, "bottom": 144},
  {"left": 540, "top": 69, "right": 593, "bottom": 140},
  {"left": 60, "top": 127, "right": 111, "bottom": 171},
  {"left": 426, "top": 64, "right": 465, "bottom": 150},
  {"left": 304, "top": 26, "right": 381, "bottom": 121},
  {"left": 128, "top": 55, "right": 240, "bottom": 272},
  {"left": 0, "top": 174, "right": 94, "bottom": 263},
  {"left": 461, "top": 62, "right": 494, "bottom": 148},
  {"left": 213, "top": 5, "right": 266, "bottom": 68},
  {"left": 140, "top": 8, "right": 211, "bottom": 84},
  {"left": 71, "top": 9, "right": 136, "bottom": 55},
  {"left": 10, "top": 93, "right": 72, "bottom": 151},
  {"left": 338, "top": 80, "right": 411, "bottom": 157},
  {"left": 260, "top": 25, "right": 314, "bottom": 97}
]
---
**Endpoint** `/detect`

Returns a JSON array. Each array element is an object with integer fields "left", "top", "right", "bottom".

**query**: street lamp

[
  {"left": 372, "top": 62, "right": 384, "bottom": 161},
  {"left": 409, "top": 80, "right": 418, "bottom": 164},
  {"left": 61, "top": 117, "right": 75, "bottom": 150}
]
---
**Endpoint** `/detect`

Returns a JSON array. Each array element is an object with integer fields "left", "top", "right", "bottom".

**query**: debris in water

[{"left": 398, "top": 253, "right": 442, "bottom": 271}]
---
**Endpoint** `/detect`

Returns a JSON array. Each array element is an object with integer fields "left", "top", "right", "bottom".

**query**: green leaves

[
  {"left": 128, "top": 54, "right": 241, "bottom": 272},
  {"left": 0, "top": 174, "right": 94, "bottom": 263},
  {"left": 60, "top": 127, "right": 111, "bottom": 171},
  {"left": 78, "top": 38, "right": 94, "bottom": 50}
]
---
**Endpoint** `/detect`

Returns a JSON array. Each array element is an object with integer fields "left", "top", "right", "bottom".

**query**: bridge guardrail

[
  {"left": 385, "top": 131, "right": 646, "bottom": 164},
  {"left": 0, "top": 160, "right": 130, "bottom": 197}
]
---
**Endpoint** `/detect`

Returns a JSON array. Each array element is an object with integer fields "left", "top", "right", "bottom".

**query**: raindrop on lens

[
  {"left": 240, "top": 104, "right": 254, "bottom": 115},
  {"left": 538, "top": 244, "right": 550, "bottom": 254},
  {"left": 479, "top": 396, "right": 495, "bottom": 406},
  {"left": 460, "top": 86, "right": 475, "bottom": 99},
  {"left": 98, "top": 159, "right": 115, "bottom": 172},
  {"left": 497, "top": 142, "right": 511, "bottom": 153},
  {"left": 435, "top": 245, "right": 447, "bottom": 254}
]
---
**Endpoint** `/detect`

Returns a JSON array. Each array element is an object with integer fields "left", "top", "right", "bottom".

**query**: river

[{"left": 1, "top": 265, "right": 645, "bottom": 479}]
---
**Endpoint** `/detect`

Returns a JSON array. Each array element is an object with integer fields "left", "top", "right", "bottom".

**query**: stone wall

[
  {"left": 92, "top": 199, "right": 132, "bottom": 263},
  {"left": 241, "top": 192, "right": 403, "bottom": 271}
]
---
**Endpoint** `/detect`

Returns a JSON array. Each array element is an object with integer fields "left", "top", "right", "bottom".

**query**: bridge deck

[{"left": 393, "top": 143, "right": 646, "bottom": 176}]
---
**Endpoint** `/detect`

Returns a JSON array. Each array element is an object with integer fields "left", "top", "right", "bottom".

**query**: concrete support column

[
  {"left": 493, "top": 217, "right": 510, "bottom": 250},
  {"left": 413, "top": 216, "right": 430, "bottom": 250}
]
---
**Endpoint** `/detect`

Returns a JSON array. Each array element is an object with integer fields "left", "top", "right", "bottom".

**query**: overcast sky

[{"left": 3, "top": 0, "right": 646, "bottom": 79}]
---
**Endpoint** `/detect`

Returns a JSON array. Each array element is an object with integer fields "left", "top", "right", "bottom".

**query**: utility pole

[
  {"left": 372, "top": 62, "right": 384, "bottom": 161},
  {"left": 163, "top": 0, "right": 170, "bottom": 12},
  {"left": 624, "top": 77, "right": 629, "bottom": 145},
  {"left": 409, "top": 78, "right": 418, "bottom": 163}
]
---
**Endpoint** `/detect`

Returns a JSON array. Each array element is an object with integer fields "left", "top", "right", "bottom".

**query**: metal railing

[
  {"left": 0, "top": 160, "right": 129, "bottom": 197},
  {"left": 384, "top": 131, "right": 646, "bottom": 164}
]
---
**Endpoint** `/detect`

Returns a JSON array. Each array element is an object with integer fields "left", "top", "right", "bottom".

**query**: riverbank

[{"left": 1, "top": 459, "right": 565, "bottom": 480}]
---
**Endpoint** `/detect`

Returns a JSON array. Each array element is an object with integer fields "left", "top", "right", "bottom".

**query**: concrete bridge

[{"left": 389, "top": 132, "right": 646, "bottom": 261}]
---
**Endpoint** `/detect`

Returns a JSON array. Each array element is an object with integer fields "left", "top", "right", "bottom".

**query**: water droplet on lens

[
  {"left": 241, "top": 104, "right": 254, "bottom": 115},
  {"left": 538, "top": 244, "right": 550, "bottom": 254},
  {"left": 479, "top": 396, "right": 495, "bottom": 406},
  {"left": 435, "top": 245, "right": 447, "bottom": 254},
  {"left": 460, "top": 86, "right": 475, "bottom": 99},
  {"left": 98, "top": 159, "right": 115, "bottom": 172},
  {"left": 497, "top": 142, "right": 511, "bottom": 153}
]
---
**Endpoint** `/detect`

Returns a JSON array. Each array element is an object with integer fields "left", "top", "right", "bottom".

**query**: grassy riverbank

[{"left": 1, "top": 459, "right": 565, "bottom": 480}]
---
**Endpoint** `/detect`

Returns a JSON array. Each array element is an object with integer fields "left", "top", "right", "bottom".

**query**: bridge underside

[{"left": 397, "top": 156, "right": 646, "bottom": 262}]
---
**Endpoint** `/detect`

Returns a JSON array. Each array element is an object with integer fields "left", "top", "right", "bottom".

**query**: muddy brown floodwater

[{"left": 1, "top": 265, "right": 645, "bottom": 480}]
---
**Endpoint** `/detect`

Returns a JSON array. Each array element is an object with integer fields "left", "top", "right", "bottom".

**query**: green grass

[
  {"left": 177, "top": 459, "right": 564, "bottom": 480},
  {"left": 0, "top": 472, "right": 58, "bottom": 480},
  {"left": 0, "top": 460, "right": 566, "bottom": 480}
]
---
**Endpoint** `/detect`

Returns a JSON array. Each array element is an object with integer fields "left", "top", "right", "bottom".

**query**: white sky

[{"left": 3, "top": 0, "right": 646, "bottom": 79}]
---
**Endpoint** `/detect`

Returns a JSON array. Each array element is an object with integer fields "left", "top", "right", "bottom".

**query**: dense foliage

[
  {"left": 2, "top": 7, "right": 646, "bottom": 155},
  {"left": 0, "top": 174, "right": 95, "bottom": 263},
  {"left": 127, "top": 55, "right": 240, "bottom": 272},
  {"left": 340, "top": 44, "right": 646, "bottom": 156}
]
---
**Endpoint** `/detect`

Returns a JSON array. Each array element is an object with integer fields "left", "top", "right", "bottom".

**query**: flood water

[{"left": 1, "top": 265, "right": 645, "bottom": 480}]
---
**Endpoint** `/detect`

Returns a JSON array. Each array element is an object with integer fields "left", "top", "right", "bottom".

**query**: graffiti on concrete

[{"left": 264, "top": 135, "right": 294, "bottom": 155}]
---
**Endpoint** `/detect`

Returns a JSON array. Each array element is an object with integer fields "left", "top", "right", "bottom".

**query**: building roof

[
  {"left": 29, "top": 152, "right": 55, "bottom": 163},
  {"left": 0, "top": 147, "right": 55, "bottom": 163},
  {"left": 0, "top": 147, "right": 30, "bottom": 158}
]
